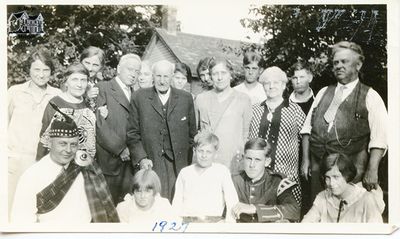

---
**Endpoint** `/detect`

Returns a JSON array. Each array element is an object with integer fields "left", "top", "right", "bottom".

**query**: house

[
  {"left": 8, "top": 11, "right": 44, "bottom": 35},
  {"left": 141, "top": 7, "right": 247, "bottom": 95}
]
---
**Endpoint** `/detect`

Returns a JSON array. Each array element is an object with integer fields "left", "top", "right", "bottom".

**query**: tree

[
  {"left": 241, "top": 4, "right": 387, "bottom": 102},
  {"left": 7, "top": 5, "right": 162, "bottom": 88}
]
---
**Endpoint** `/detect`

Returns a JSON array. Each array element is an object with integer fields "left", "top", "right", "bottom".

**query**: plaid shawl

[{"left": 36, "top": 160, "right": 119, "bottom": 222}]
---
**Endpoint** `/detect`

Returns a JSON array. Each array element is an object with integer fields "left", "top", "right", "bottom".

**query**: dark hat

[{"left": 49, "top": 102, "right": 79, "bottom": 138}]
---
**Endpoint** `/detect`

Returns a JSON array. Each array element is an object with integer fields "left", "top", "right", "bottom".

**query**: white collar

[
  {"left": 115, "top": 76, "right": 130, "bottom": 91},
  {"left": 337, "top": 78, "right": 359, "bottom": 90},
  {"left": 289, "top": 88, "right": 314, "bottom": 103},
  {"left": 157, "top": 87, "right": 171, "bottom": 100}
]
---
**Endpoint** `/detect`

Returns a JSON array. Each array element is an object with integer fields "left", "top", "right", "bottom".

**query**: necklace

[{"left": 265, "top": 98, "right": 283, "bottom": 122}]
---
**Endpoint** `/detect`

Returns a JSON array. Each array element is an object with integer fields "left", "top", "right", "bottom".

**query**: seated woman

[
  {"left": 116, "top": 169, "right": 180, "bottom": 224},
  {"left": 36, "top": 62, "right": 96, "bottom": 161},
  {"left": 302, "top": 153, "right": 385, "bottom": 223}
]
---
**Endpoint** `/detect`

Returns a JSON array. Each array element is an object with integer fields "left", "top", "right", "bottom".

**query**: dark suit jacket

[
  {"left": 126, "top": 87, "right": 197, "bottom": 174},
  {"left": 96, "top": 78, "right": 133, "bottom": 176}
]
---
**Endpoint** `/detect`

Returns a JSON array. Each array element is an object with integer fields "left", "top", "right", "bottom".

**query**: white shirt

[
  {"left": 116, "top": 193, "right": 180, "bottom": 224},
  {"left": 172, "top": 163, "right": 239, "bottom": 222},
  {"left": 8, "top": 81, "right": 60, "bottom": 158},
  {"left": 234, "top": 82, "right": 266, "bottom": 106},
  {"left": 301, "top": 79, "right": 388, "bottom": 151},
  {"left": 158, "top": 87, "right": 171, "bottom": 105},
  {"left": 289, "top": 88, "right": 314, "bottom": 103},
  {"left": 11, "top": 155, "right": 92, "bottom": 224},
  {"left": 115, "top": 76, "right": 131, "bottom": 101}
]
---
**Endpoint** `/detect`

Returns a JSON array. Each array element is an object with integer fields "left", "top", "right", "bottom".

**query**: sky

[{"left": 175, "top": 1, "right": 265, "bottom": 43}]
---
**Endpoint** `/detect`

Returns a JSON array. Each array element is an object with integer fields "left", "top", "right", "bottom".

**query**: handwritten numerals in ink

[
  {"left": 292, "top": 7, "right": 380, "bottom": 44},
  {"left": 152, "top": 220, "right": 189, "bottom": 232}
]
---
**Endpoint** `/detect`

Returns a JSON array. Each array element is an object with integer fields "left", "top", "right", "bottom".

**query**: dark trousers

[
  {"left": 155, "top": 153, "right": 177, "bottom": 203},
  {"left": 104, "top": 162, "right": 135, "bottom": 205}
]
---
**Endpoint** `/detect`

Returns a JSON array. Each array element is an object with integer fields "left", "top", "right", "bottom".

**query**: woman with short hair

[
  {"left": 195, "top": 57, "right": 252, "bottom": 174},
  {"left": 302, "top": 153, "right": 385, "bottom": 223},
  {"left": 248, "top": 66, "right": 306, "bottom": 205},
  {"left": 36, "top": 62, "right": 96, "bottom": 161},
  {"left": 8, "top": 47, "right": 61, "bottom": 211},
  {"left": 172, "top": 62, "right": 192, "bottom": 91},
  {"left": 80, "top": 46, "right": 106, "bottom": 111},
  {"left": 137, "top": 60, "right": 153, "bottom": 89}
]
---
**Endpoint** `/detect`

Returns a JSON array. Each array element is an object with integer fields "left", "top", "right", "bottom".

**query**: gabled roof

[
  {"left": 154, "top": 28, "right": 245, "bottom": 77},
  {"left": 9, "top": 11, "right": 28, "bottom": 19}
]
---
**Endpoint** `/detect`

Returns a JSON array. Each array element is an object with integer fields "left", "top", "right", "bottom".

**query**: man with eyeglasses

[
  {"left": 95, "top": 53, "right": 141, "bottom": 204},
  {"left": 234, "top": 51, "right": 266, "bottom": 106}
]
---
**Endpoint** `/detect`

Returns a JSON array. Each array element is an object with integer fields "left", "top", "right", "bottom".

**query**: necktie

[
  {"left": 126, "top": 87, "right": 132, "bottom": 101},
  {"left": 336, "top": 199, "right": 347, "bottom": 223},
  {"left": 324, "top": 85, "right": 345, "bottom": 123}
]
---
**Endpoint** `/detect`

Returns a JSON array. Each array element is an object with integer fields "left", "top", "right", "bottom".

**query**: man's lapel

[
  {"left": 110, "top": 78, "right": 130, "bottom": 111},
  {"left": 149, "top": 88, "right": 163, "bottom": 117},
  {"left": 167, "top": 88, "right": 179, "bottom": 118}
]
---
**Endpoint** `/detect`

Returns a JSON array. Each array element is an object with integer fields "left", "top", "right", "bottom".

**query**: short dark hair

[
  {"left": 331, "top": 41, "right": 365, "bottom": 63},
  {"left": 26, "top": 47, "right": 54, "bottom": 74},
  {"left": 174, "top": 62, "right": 192, "bottom": 83},
  {"left": 80, "top": 46, "right": 106, "bottom": 68},
  {"left": 244, "top": 138, "right": 271, "bottom": 157},
  {"left": 196, "top": 57, "right": 212, "bottom": 76},
  {"left": 132, "top": 169, "right": 162, "bottom": 196},
  {"left": 243, "top": 51, "right": 262, "bottom": 66},
  {"left": 320, "top": 153, "right": 357, "bottom": 183}
]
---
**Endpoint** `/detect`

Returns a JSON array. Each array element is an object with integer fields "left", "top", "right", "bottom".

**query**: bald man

[{"left": 126, "top": 60, "right": 197, "bottom": 201}]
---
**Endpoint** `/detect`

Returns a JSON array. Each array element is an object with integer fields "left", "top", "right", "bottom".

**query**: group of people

[{"left": 7, "top": 40, "right": 387, "bottom": 225}]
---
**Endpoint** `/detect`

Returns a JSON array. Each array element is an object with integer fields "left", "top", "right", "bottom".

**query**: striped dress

[{"left": 249, "top": 100, "right": 305, "bottom": 205}]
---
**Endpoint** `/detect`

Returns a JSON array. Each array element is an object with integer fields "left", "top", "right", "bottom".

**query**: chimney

[{"left": 161, "top": 6, "right": 178, "bottom": 35}]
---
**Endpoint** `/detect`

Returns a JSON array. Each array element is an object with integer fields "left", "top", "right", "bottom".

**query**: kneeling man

[
  {"left": 11, "top": 107, "right": 119, "bottom": 223},
  {"left": 232, "top": 138, "right": 300, "bottom": 222}
]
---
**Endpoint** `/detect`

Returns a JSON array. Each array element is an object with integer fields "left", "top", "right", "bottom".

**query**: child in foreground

[
  {"left": 117, "top": 169, "right": 180, "bottom": 224},
  {"left": 172, "top": 131, "right": 239, "bottom": 222}
]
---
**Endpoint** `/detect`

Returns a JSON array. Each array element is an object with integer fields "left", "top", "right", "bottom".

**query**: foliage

[
  {"left": 7, "top": 5, "right": 162, "bottom": 88},
  {"left": 241, "top": 4, "right": 387, "bottom": 100}
]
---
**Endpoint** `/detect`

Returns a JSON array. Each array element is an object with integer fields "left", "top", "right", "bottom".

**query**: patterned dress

[
  {"left": 249, "top": 99, "right": 305, "bottom": 205},
  {"left": 36, "top": 95, "right": 96, "bottom": 161}
]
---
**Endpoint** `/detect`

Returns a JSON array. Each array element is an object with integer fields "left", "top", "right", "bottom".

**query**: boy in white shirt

[{"left": 172, "top": 131, "right": 239, "bottom": 222}]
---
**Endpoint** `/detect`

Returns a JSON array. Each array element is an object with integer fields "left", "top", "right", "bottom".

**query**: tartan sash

[
  {"left": 36, "top": 161, "right": 119, "bottom": 222},
  {"left": 36, "top": 162, "right": 81, "bottom": 214}
]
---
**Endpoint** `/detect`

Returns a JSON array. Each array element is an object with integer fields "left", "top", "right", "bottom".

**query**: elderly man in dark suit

[
  {"left": 96, "top": 53, "right": 141, "bottom": 204},
  {"left": 127, "top": 60, "right": 197, "bottom": 201}
]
